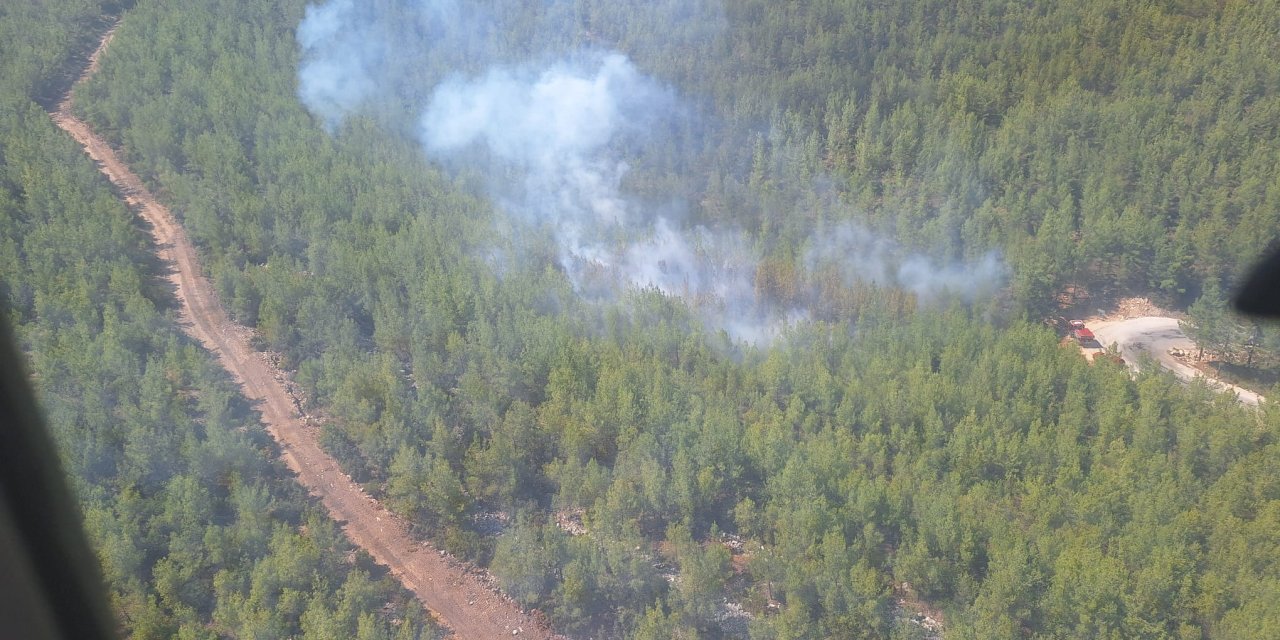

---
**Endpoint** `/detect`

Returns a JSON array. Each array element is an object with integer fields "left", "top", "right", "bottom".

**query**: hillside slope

[{"left": 52, "top": 20, "right": 553, "bottom": 640}]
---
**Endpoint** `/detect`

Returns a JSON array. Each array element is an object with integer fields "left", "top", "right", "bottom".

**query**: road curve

[
  {"left": 1091, "top": 316, "right": 1263, "bottom": 407},
  {"left": 51, "top": 21, "right": 553, "bottom": 640}
]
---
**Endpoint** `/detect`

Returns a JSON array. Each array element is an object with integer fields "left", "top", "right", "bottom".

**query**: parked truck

[{"left": 1068, "top": 320, "right": 1095, "bottom": 343}]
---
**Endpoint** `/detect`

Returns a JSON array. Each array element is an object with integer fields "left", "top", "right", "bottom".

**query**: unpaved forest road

[
  {"left": 1089, "top": 317, "right": 1264, "bottom": 407},
  {"left": 52, "top": 22, "right": 553, "bottom": 640}
]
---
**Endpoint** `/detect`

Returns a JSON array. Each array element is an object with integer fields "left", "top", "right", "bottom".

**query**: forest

[
  {"left": 0, "top": 1, "right": 438, "bottom": 638},
  {"left": 4, "top": 0, "right": 1280, "bottom": 638}
]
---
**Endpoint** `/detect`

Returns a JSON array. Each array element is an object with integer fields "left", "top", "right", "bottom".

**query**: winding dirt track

[{"left": 52, "top": 22, "right": 552, "bottom": 640}]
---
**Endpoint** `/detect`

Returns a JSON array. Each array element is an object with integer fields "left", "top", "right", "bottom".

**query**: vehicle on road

[{"left": 1068, "top": 320, "right": 1095, "bottom": 343}]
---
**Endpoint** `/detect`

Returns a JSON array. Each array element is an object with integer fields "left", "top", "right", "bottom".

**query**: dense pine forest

[
  {"left": 0, "top": 2, "right": 438, "bottom": 638},
  {"left": 5, "top": 0, "right": 1280, "bottom": 638}
]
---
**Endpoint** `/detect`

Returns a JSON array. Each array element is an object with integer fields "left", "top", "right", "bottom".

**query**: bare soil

[
  {"left": 893, "top": 581, "right": 944, "bottom": 640},
  {"left": 1068, "top": 297, "right": 1262, "bottom": 406},
  {"left": 1053, "top": 283, "right": 1180, "bottom": 326},
  {"left": 52, "top": 23, "right": 555, "bottom": 640}
]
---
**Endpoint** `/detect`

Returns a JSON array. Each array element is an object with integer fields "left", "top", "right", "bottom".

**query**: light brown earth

[
  {"left": 52, "top": 21, "right": 554, "bottom": 640},
  {"left": 1089, "top": 316, "right": 1263, "bottom": 406},
  {"left": 1075, "top": 298, "right": 1263, "bottom": 407}
]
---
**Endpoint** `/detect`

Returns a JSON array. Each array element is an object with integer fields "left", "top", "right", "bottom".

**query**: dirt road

[
  {"left": 52, "top": 22, "right": 553, "bottom": 640},
  {"left": 1089, "top": 316, "right": 1263, "bottom": 407}
]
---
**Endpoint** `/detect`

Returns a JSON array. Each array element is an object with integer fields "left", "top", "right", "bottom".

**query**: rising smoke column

[
  {"left": 418, "top": 53, "right": 677, "bottom": 283},
  {"left": 297, "top": 0, "right": 496, "bottom": 129},
  {"left": 295, "top": 0, "right": 383, "bottom": 129},
  {"left": 295, "top": 0, "right": 777, "bottom": 337},
  {"left": 295, "top": 0, "right": 1007, "bottom": 344}
]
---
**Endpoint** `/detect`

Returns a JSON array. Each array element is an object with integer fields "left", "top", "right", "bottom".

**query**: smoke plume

[
  {"left": 296, "top": 0, "right": 1006, "bottom": 343},
  {"left": 805, "top": 222, "right": 1006, "bottom": 303},
  {"left": 419, "top": 53, "right": 678, "bottom": 279}
]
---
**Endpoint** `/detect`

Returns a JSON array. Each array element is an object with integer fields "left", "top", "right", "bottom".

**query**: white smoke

[
  {"left": 296, "top": 0, "right": 493, "bottom": 129},
  {"left": 296, "top": 0, "right": 384, "bottom": 129},
  {"left": 295, "top": 1, "right": 1007, "bottom": 344},
  {"left": 806, "top": 222, "right": 1007, "bottom": 303},
  {"left": 416, "top": 53, "right": 713, "bottom": 310},
  {"left": 422, "top": 55, "right": 660, "bottom": 165},
  {"left": 419, "top": 53, "right": 669, "bottom": 243}
]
